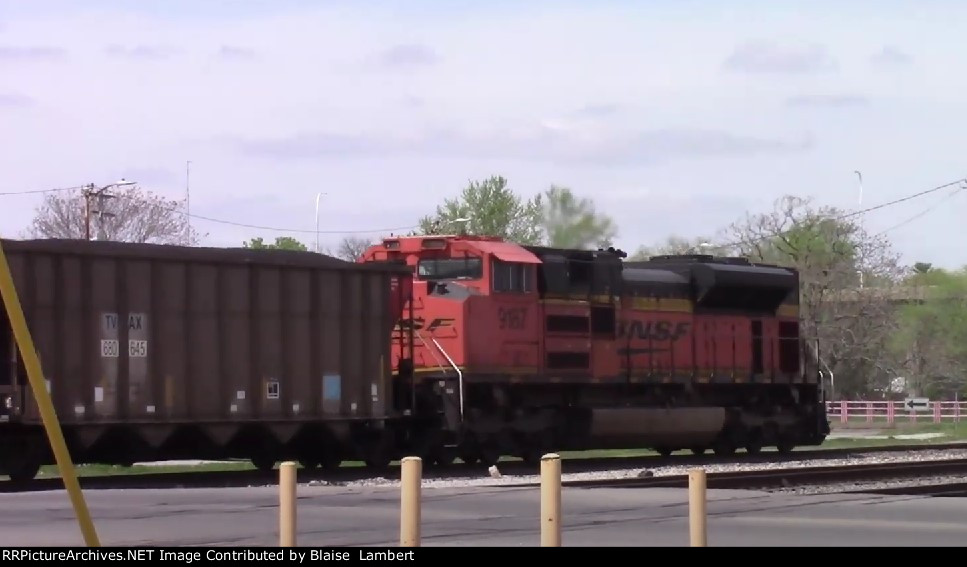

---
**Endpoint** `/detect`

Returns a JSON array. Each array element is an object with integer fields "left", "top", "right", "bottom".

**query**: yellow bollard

[
  {"left": 540, "top": 453, "right": 561, "bottom": 547},
  {"left": 400, "top": 456, "right": 422, "bottom": 547},
  {"left": 688, "top": 468, "right": 707, "bottom": 547},
  {"left": 0, "top": 241, "right": 101, "bottom": 546},
  {"left": 279, "top": 461, "right": 297, "bottom": 547}
]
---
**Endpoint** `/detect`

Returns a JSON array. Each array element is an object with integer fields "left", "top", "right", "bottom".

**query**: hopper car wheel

[
  {"left": 299, "top": 458, "right": 319, "bottom": 470},
  {"left": 251, "top": 455, "right": 276, "bottom": 473},
  {"left": 5, "top": 458, "right": 41, "bottom": 483},
  {"left": 363, "top": 444, "right": 393, "bottom": 469},
  {"left": 364, "top": 454, "right": 391, "bottom": 469},
  {"left": 776, "top": 437, "right": 796, "bottom": 454},
  {"left": 690, "top": 447, "right": 707, "bottom": 456},
  {"left": 712, "top": 438, "right": 736, "bottom": 457},
  {"left": 459, "top": 453, "right": 479, "bottom": 466},
  {"left": 319, "top": 454, "right": 343, "bottom": 470},
  {"left": 656, "top": 447, "right": 673, "bottom": 458},
  {"left": 745, "top": 429, "right": 764, "bottom": 455}
]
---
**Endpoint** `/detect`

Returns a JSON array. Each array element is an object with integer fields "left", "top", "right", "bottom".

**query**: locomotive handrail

[
  {"left": 414, "top": 330, "right": 447, "bottom": 372},
  {"left": 413, "top": 331, "right": 465, "bottom": 422},
  {"left": 431, "top": 337, "right": 464, "bottom": 423}
]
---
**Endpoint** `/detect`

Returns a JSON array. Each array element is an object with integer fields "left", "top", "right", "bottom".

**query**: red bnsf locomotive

[{"left": 359, "top": 234, "right": 830, "bottom": 466}]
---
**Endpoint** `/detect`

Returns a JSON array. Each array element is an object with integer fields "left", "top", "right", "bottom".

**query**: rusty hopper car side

[{"left": 0, "top": 239, "right": 414, "bottom": 481}]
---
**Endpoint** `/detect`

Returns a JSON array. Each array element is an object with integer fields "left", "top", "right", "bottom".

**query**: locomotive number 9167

[{"left": 497, "top": 307, "right": 527, "bottom": 330}]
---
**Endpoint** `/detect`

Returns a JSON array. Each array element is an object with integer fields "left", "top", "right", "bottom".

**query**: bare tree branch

[{"left": 27, "top": 186, "right": 205, "bottom": 245}]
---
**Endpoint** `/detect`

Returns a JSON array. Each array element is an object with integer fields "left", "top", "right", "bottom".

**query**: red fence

[{"left": 825, "top": 400, "right": 966, "bottom": 425}]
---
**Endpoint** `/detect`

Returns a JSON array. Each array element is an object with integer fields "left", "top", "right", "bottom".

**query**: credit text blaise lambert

[{"left": 359, "top": 549, "right": 416, "bottom": 561}]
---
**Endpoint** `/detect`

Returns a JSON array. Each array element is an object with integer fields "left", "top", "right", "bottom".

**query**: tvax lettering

[{"left": 618, "top": 320, "right": 690, "bottom": 342}]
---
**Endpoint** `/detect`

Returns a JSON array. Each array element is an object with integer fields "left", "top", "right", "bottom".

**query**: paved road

[{"left": 2, "top": 483, "right": 966, "bottom": 546}]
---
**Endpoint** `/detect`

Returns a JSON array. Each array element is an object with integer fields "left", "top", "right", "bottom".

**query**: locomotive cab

[{"left": 359, "top": 235, "right": 543, "bottom": 428}]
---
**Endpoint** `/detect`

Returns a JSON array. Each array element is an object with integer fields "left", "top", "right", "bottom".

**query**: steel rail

[{"left": 3, "top": 441, "right": 967, "bottom": 493}]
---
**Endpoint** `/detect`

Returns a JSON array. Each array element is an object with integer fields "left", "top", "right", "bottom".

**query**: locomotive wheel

[
  {"left": 431, "top": 446, "right": 457, "bottom": 467},
  {"left": 519, "top": 431, "right": 555, "bottom": 466},
  {"left": 476, "top": 442, "right": 501, "bottom": 468}
]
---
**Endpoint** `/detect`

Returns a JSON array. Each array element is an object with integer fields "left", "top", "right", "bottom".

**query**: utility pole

[
  {"left": 83, "top": 184, "right": 93, "bottom": 241},
  {"left": 91, "top": 188, "right": 115, "bottom": 241},
  {"left": 82, "top": 179, "right": 136, "bottom": 241}
]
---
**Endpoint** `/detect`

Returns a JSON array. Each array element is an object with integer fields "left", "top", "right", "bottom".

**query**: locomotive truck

[{"left": 359, "top": 233, "right": 830, "bottom": 467}]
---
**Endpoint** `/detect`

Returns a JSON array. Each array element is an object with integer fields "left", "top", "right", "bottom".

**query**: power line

[
  {"left": 1, "top": 181, "right": 420, "bottom": 236},
  {"left": 836, "top": 177, "right": 967, "bottom": 221},
  {"left": 102, "top": 190, "right": 421, "bottom": 236},
  {"left": 874, "top": 184, "right": 965, "bottom": 237},
  {"left": 0, "top": 185, "right": 85, "bottom": 196},
  {"left": 184, "top": 209, "right": 420, "bottom": 235},
  {"left": 715, "top": 176, "right": 967, "bottom": 250}
]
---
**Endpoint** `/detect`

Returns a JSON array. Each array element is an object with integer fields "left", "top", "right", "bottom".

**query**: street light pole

[{"left": 314, "top": 192, "right": 327, "bottom": 253}]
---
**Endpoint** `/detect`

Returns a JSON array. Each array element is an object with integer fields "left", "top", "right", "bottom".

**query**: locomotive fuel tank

[{"left": 586, "top": 407, "right": 726, "bottom": 448}]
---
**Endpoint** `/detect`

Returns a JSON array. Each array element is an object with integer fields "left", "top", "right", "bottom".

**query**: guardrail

[{"left": 825, "top": 400, "right": 966, "bottom": 425}]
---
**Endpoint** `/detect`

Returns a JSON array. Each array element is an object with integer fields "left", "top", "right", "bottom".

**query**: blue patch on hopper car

[{"left": 323, "top": 374, "right": 341, "bottom": 401}]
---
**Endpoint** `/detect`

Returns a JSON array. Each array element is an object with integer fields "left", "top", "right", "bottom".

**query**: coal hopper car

[{"left": 0, "top": 239, "right": 415, "bottom": 481}]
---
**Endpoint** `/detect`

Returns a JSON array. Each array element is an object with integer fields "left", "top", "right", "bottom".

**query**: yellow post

[
  {"left": 688, "top": 468, "right": 707, "bottom": 547},
  {"left": 279, "top": 461, "right": 297, "bottom": 546},
  {"left": 540, "top": 453, "right": 561, "bottom": 547},
  {"left": 0, "top": 240, "right": 100, "bottom": 547},
  {"left": 400, "top": 456, "right": 422, "bottom": 547}
]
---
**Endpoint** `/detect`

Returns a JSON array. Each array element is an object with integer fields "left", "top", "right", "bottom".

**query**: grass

[{"left": 19, "top": 420, "right": 967, "bottom": 481}]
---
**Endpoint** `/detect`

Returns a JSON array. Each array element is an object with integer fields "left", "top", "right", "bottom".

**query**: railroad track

[
  {"left": 845, "top": 480, "right": 967, "bottom": 497},
  {"left": 3, "top": 441, "right": 967, "bottom": 493},
  {"left": 504, "top": 458, "right": 967, "bottom": 491}
]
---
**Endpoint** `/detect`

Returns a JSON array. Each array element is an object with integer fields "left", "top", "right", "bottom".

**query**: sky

[{"left": 1, "top": 0, "right": 965, "bottom": 267}]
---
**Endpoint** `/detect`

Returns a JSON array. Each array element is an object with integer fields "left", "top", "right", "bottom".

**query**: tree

[
  {"left": 334, "top": 236, "right": 374, "bottom": 262},
  {"left": 27, "top": 186, "right": 202, "bottom": 245},
  {"left": 719, "top": 195, "right": 907, "bottom": 398},
  {"left": 243, "top": 236, "right": 308, "bottom": 251},
  {"left": 418, "top": 176, "right": 544, "bottom": 245},
  {"left": 889, "top": 267, "right": 967, "bottom": 398},
  {"left": 539, "top": 185, "right": 617, "bottom": 249}
]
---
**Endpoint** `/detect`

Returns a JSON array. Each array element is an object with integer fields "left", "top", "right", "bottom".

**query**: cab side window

[{"left": 492, "top": 259, "right": 532, "bottom": 293}]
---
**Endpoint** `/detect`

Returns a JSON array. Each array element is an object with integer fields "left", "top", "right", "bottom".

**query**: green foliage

[
  {"left": 539, "top": 185, "right": 617, "bottom": 249},
  {"left": 418, "top": 176, "right": 616, "bottom": 248},
  {"left": 243, "top": 236, "right": 308, "bottom": 251},
  {"left": 418, "top": 176, "right": 544, "bottom": 244},
  {"left": 890, "top": 267, "right": 967, "bottom": 395}
]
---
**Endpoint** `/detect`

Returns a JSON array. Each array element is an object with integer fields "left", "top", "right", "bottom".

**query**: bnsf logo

[{"left": 618, "top": 320, "right": 690, "bottom": 342}]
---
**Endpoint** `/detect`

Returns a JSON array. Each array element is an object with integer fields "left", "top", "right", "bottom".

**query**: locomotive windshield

[{"left": 417, "top": 256, "right": 483, "bottom": 280}]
